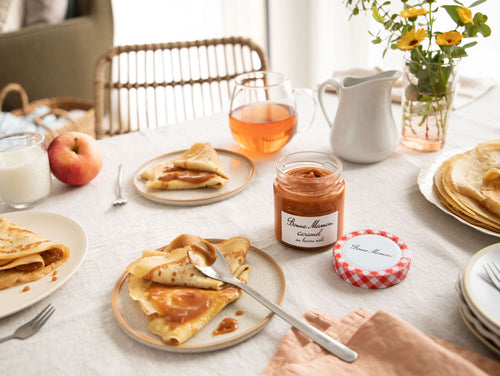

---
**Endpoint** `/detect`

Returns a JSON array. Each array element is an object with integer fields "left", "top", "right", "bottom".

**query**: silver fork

[
  {"left": 112, "top": 164, "right": 127, "bottom": 206},
  {"left": 0, "top": 304, "right": 55, "bottom": 343},
  {"left": 484, "top": 260, "right": 500, "bottom": 291}
]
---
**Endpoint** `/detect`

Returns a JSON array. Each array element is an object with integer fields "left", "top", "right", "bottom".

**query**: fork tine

[
  {"left": 492, "top": 261, "right": 500, "bottom": 275},
  {"left": 26, "top": 304, "right": 53, "bottom": 326},
  {"left": 31, "top": 306, "right": 55, "bottom": 330},
  {"left": 484, "top": 262, "right": 500, "bottom": 290}
]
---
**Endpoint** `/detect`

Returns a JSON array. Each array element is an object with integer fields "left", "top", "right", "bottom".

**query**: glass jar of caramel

[{"left": 274, "top": 151, "right": 345, "bottom": 251}]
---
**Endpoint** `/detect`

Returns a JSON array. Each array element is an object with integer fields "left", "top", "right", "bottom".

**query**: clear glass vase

[{"left": 401, "top": 57, "right": 459, "bottom": 152}]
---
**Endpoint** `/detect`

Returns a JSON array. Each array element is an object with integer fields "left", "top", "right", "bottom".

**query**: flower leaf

[
  {"left": 478, "top": 23, "right": 492, "bottom": 37},
  {"left": 442, "top": 5, "right": 460, "bottom": 24},
  {"left": 462, "top": 41, "right": 478, "bottom": 48},
  {"left": 468, "top": 0, "right": 487, "bottom": 7},
  {"left": 451, "top": 46, "right": 468, "bottom": 58},
  {"left": 372, "top": 5, "right": 385, "bottom": 23},
  {"left": 473, "top": 12, "right": 488, "bottom": 24}
]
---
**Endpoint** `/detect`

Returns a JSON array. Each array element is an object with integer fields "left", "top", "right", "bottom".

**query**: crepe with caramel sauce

[
  {"left": 127, "top": 235, "right": 250, "bottom": 290},
  {"left": 433, "top": 140, "right": 500, "bottom": 233},
  {"left": 0, "top": 217, "right": 70, "bottom": 290},
  {"left": 140, "top": 143, "right": 229, "bottom": 190},
  {"left": 126, "top": 234, "right": 251, "bottom": 345}
]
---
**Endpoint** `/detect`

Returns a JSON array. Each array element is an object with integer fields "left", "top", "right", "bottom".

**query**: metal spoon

[{"left": 188, "top": 241, "right": 358, "bottom": 363}]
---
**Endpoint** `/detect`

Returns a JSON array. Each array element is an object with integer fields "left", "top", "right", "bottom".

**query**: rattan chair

[{"left": 94, "top": 36, "right": 268, "bottom": 138}]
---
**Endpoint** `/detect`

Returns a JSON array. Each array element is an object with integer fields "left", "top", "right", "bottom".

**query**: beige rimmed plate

[
  {"left": 133, "top": 149, "right": 255, "bottom": 206},
  {"left": 111, "top": 242, "right": 286, "bottom": 352},
  {"left": 0, "top": 211, "right": 87, "bottom": 319},
  {"left": 417, "top": 149, "right": 500, "bottom": 237}
]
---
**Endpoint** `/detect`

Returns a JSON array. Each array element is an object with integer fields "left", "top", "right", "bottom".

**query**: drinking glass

[
  {"left": 0, "top": 132, "right": 51, "bottom": 209},
  {"left": 229, "top": 71, "right": 315, "bottom": 154}
]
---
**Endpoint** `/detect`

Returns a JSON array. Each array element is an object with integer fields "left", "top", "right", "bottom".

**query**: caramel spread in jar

[
  {"left": 146, "top": 285, "right": 214, "bottom": 327},
  {"left": 160, "top": 166, "right": 216, "bottom": 183},
  {"left": 274, "top": 152, "right": 345, "bottom": 251},
  {"left": 213, "top": 317, "right": 239, "bottom": 336}
]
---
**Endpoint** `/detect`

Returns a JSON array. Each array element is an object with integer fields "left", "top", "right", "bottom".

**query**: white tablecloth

[{"left": 1, "top": 87, "right": 499, "bottom": 374}]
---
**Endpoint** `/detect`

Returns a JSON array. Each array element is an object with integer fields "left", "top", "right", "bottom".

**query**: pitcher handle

[
  {"left": 317, "top": 79, "right": 340, "bottom": 128},
  {"left": 293, "top": 88, "right": 317, "bottom": 134}
]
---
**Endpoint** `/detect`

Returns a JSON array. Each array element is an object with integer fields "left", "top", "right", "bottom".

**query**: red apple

[{"left": 48, "top": 132, "right": 103, "bottom": 185}]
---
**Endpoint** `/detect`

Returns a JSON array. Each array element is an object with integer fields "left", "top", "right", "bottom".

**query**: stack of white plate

[{"left": 456, "top": 243, "right": 500, "bottom": 356}]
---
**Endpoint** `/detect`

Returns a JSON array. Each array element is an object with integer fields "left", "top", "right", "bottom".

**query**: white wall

[
  {"left": 112, "top": 0, "right": 500, "bottom": 88},
  {"left": 112, "top": 0, "right": 267, "bottom": 52}
]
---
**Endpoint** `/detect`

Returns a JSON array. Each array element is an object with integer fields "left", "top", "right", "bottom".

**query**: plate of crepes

[
  {"left": 0, "top": 211, "right": 87, "bottom": 318},
  {"left": 418, "top": 140, "right": 500, "bottom": 237},
  {"left": 111, "top": 234, "right": 285, "bottom": 352},
  {"left": 134, "top": 142, "right": 255, "bottom": 206}
]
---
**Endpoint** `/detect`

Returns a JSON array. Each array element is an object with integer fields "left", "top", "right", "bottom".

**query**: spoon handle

[{"left": 232, "top": 279, "right": 358, "bottom": 362}]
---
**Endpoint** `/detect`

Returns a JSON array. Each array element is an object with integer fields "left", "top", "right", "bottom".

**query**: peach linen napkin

[{"left": 260, "top": 309, "right": 500, "bottom": 376}]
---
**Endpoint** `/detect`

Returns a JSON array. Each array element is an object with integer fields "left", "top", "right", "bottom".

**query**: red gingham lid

[{"left": 333, "top": 229, "right": 411, "bottom": 289}]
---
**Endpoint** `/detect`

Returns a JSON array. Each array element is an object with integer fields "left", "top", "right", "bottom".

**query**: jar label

[{"left": 281, "top": 211, "right": 338, "bottom": 248}]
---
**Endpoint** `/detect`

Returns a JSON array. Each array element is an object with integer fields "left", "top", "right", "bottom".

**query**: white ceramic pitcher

[{"left": 318, "top": 70, "right": 401, "bottom": 163}]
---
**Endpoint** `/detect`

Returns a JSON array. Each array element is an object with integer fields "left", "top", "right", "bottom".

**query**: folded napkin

[
  {"left": 260, "top": 309, "right": 500, "bottom": 376},
  {"left": 328, "top": 68, "right": 496, "bottom": 110}
]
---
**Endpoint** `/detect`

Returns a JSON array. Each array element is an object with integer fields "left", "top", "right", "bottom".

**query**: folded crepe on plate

[
  {"left": 0, "top": 217, "right": 70, "bottom": 290},
  {"left": 127, "top": 234, "right": 251, "bottom": 345},
  {"left": 140, "top": 143, "right": 229, "bottom": 190},
  {"left": 433, "top": 140, "right": 500, "bottom": 233},
  {"left": 127, "top": 235, "right": 250, "bottom": 290}
]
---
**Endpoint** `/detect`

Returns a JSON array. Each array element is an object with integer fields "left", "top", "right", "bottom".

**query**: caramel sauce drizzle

[
  {"left": 146, "top": 285, "right": 214, "bottom": 327},
  {"left": 213, "top": 317, "right": 239, "bottom": 336},
  {"left": 159, "top": 166, "right": 216, "bottom": 183}
]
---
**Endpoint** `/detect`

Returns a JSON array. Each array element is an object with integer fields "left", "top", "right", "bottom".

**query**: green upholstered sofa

[{"left": 0, "top": 0, "right": 113, "bottom": 110}]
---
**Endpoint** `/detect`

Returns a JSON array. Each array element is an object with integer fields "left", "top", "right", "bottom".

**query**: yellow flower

[
  {"left": 397, "top": 29, "right": 428, "bottom": 50},
  {"left": 399, "top": 7, "right": 427, "bottom": 18},
  {"left": 457, "top": 7, "right": 473, "bottom": 24},
  {"left": 435, "top": 31, "right": 463, "bottom": 46}
]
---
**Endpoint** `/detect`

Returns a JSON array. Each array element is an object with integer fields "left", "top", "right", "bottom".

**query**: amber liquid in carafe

[{"left": 229, "top": 103, "right": 297, "bottom": 153}]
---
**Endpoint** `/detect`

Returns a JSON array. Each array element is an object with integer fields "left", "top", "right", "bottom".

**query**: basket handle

[
  {"left": 0, "top": 83, "right": 30, "bottom": 113},
  {"left": 34, "top": 108, "right": 72, "bottom": 131}
]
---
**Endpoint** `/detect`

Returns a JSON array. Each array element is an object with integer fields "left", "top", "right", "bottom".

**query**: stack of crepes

[
  {"left": 126, "top": 234, "right": 251, "bottom": 345},
  {"left": 0, "top": 217, "right": 70, "bottom": 290},
  {"left": 433, "top": 140, "right": 500, "bottom": 234}
]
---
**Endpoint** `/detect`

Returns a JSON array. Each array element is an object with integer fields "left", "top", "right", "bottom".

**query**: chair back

[{"left": 94, "top": 36, "right": 268, "bottom": 138}]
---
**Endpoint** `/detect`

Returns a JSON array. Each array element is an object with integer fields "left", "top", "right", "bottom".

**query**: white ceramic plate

[
  {"left": 111, "top": 242, "right": 286, "bottom": 352},
  {"left": 456, "top": 279, "right": 500, "bottom": 350},
  {"left": 133, "top": 149, "right": 255, "bottom": 206},
  {"left": 417, "top": 149, "right": 500, "bottom": 237},
  {"left": 457, "top": 303, "right": 500, "bottom": 357},
  {"left": 0, "top": 211, "right": 87, "bottom": 319},
  {"left": 462, "top": 243, "right": 500, "bottom": 336}
]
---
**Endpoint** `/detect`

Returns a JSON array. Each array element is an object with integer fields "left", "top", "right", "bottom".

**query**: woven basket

[{"left": 0, "top": 83, "right": 95, "bottom": 144}]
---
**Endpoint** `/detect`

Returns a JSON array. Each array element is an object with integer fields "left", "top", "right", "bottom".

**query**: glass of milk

[{"left": 0, "top": 132, "right": 51, "bottom": 209}]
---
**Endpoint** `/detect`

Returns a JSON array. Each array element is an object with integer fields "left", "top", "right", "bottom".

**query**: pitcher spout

[{"left": 341, "top": 70, "right": 401, "bottom": 89}]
